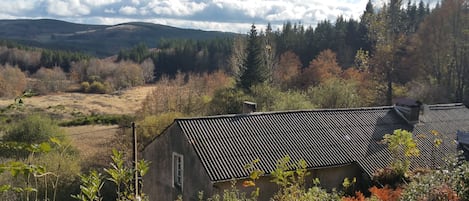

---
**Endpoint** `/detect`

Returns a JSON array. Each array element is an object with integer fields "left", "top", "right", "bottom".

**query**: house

[{"left": 143, "top": 101, "right": 469, "bottom": 201}]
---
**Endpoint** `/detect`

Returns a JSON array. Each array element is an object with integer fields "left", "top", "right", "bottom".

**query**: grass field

[
  {"left": 64, "top": 125, "right": 121, "bottom": 169},
  {"left": 0, "top": 85, "right": 155, "bottom": 116},
  {"left": 0, "top": 85, "right": 156, "bottom": 168}
]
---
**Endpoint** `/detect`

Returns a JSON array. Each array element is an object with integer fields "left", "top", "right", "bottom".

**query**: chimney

[
  {"left": 394, "top": 98, "right": 422, "bottom": 124},
  {"left": 243, "top": 101, "right": 257, "bottom": 113}
]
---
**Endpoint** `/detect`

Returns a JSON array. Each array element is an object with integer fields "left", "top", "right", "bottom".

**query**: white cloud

[
  {"left": 46, "top": 0, "right": 90, "bottom": 16},
  {"left": 131, "top": 0, "right": 141, "bottom": 5},
  {"left": 199, "top": 0, "right": 368, "bottom": 26},
  {"left": 104, "top": 8, "right": 116, "bottom": 14},
  {"left": 83, "top": 0, "right": 121, "bottom": 7},
  {"left": 158, "top": 18, "right": 253, "bottom": 33},
  {"left": 147, "top": 0, "right": 207, "bottom": 17},
  {"left": 119, "top": 6, "right": 138, "bottom": 15},
  {"left": 0, "top": 0, "right": 36, "bottom": 14}
]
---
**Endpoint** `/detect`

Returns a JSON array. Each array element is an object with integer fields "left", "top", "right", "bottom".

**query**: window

[{"left": 172, "top": 152, "right": 183, "bottom": 188}]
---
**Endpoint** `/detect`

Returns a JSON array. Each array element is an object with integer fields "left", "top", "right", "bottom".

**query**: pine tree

[
  {"left": 238, "top": 24, "right": 268, "bottom": 91},
  {"left": 359, "top": 0, "right": 375, "bottom": 52}
]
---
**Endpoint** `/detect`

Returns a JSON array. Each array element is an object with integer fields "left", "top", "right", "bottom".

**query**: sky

[{"left": 0, "top": 0, "right": 439, "bottom": 33}]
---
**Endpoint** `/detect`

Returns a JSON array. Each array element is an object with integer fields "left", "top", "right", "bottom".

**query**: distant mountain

[{"left": 0, "top": 19, "right": 237, "bottom": 56}]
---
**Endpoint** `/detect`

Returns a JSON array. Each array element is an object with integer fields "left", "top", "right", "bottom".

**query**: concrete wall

[
  {"left": 212, "top": 163, "right": 362, "bottom": 201},
  {"left": 213, "top": 177, "right": 279, "bottom": 201},
  {"left": 143, "top": 123, "right": 214, "bottom": 201},
  {"left": 311, "top": 164, "right": 363, "bottom": 192}
]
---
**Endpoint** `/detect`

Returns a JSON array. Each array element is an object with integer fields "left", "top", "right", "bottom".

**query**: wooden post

[{"left": 132, "top": 122, "right": 139, "bottom": 199}]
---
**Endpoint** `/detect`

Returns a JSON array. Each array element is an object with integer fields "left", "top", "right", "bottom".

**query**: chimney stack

[
  {"left": 394, "top": 98, "right": 422, "bottom": 124},
  {"left": 243, "top": 101, "right": 257, "bottom": 113}
]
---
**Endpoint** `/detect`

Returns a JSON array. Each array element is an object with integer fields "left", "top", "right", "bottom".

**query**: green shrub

[
  {"left": 0, "top": 138, "right": 80, "bottom": 201},
  {"left": 73, "top": 149, "right": 150, "bottom": 201},
  {"left": 307, "top": 78, "right": 361, "bottom": 108},
  {"left": 400, "top": 170, "right": 458, "bottom": 201},
  {"left": 60, "top": 114, "right": 131, "bottom": 127},
  {"left": 137, "top": 112, "right": 185, "bottom": 146},
  {"left": 450, "top": 161, "right": 469, "bottom": 200},
  {"left": 250, "top": 84, "right": 315, "bottom": 111},
  {"left": 88, "top": 81, "right": 107, "bottom": 94},
  {"left": 3, "top": 114, "right": 65, "bottom": 145},
  {"left": 208, "top": 88, "right": 250, "bottom": 115},
  {"left": 81, "top": 81, "right": 109, "bottom": 94},
  {"left": 80, "top": 81, "right": 90, "bottom": 92}
]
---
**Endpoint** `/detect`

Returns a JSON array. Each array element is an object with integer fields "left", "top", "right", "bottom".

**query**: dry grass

[
  {"left": 0, "top": 86, "right": 155, "bottom": 169},
  {"left": 0, "top": 85, "right": 156, "bottom": 116},
  {"left": 64, "top": 125, "right": 122, "bottom": 169}
]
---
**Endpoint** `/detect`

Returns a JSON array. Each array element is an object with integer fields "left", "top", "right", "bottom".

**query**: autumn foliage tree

[
  {"left": 272, "top": 51, "right": 302, "bottom": 89},
  {"left": 408, "top": 0, "right": 469, "bottom": 103},
  {"left": 31, "top": 66, "right": 68, "bottom": 94},
  {"left": 300, "top": 49, "right": 341, "bottom": 88},
  {"left": 0, "top": 64, "right": 27, "bottom": 98},
  {"left": 0, "top": 46, "right": 41, "bottom": 72},
  {"left": 369, "top": 186, "right": 402, "bottom": 201},
  {"left": 108, "top": 61, "right": 145, "bottom": 90},
  {"left": 141, "top": 58, "right": 155, "bottom": 83},
  {"left": 70, "top": 58, "right": 150, "bottom": 93},
  {"left": 139, "top": 71, "right": 232, "bottom": 117},
  {"left": 367, "top": 0, "right": 406, "bottom": 105}
]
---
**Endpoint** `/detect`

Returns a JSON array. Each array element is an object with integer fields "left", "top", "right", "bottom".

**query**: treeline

[
  {"left": 270, "top": 0, "right": 430, "bottom": 68},
  {"left": 0, "top": 41, "right": 90, "bottom": 73},
  {"left": 117, "top": 38, "right": 233, "bottom": 76},
  {"left": 228, "top": 0, "right": 469, "bottom": 105},
  {"left": 0, "top": 0, "right": 468, "bottom": 105}
]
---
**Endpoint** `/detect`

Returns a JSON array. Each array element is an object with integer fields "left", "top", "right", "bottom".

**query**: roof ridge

[
  {"left": 175, "top": 105, "right": 394, "bottom": 121},
  {"left": 427, "top": 103, "right": 464, "bottom": 109}
]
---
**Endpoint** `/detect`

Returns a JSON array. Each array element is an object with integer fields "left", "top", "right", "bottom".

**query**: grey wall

[
  {"left": 143, "top": 123, "right": 214, "bottom": 201},
  {"left": 212, "top": 163, "right": 362, "bottom": 201}
]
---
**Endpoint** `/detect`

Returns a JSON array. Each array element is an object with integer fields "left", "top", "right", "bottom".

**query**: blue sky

[{"left": 0, "top": 0, "right": 438, "bottom": 33}]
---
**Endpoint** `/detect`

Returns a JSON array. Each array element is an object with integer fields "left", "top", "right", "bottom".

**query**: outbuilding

[{"left": 143, "top": 101, "right": 469, "bottom": 200}]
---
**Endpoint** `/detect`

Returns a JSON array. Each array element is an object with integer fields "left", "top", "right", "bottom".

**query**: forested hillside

[{"left": 0, "top": 19, "right": 236, "bottom": 56}]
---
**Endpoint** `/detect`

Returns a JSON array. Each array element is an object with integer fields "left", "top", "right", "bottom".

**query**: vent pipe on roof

[
  {"left": 243, "top": 101, "right": 257, "bottom": 113},
  {"left": 394, "top": 98, "right": 422, "bottom": 124}
]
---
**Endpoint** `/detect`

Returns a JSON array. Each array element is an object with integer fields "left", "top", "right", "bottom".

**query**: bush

[
  {"left": 60, "top": 114, "right": 130, "bottom": 126},
  {"left": 307, "top": 78, "right": 361, "bottom": 108},
  {"left": 137, "top": 112, "right": 185, "bottom": 146},
  {"left": 372, "top": 167, "right": 404, "bottom": 188},
  {"left": 80, "top": 81, "right": 90, "bottom": 92},
  {"left": 89, "top": 81, "right": 108, "bottom": 94},
  {"left": 208, "top": 87, "right": 249, "bottom": 115},
  {"left": 3, "top": 114, "right": 65, "bottom": 144},
  {"left": 32, "top": 151, "right": 82, "bottom": 201},
  {"left": 250, "top": 84, "right": 315, "bottom": 111},
  {"left": 1, "top": 114, "right": 66, "bottom": 158},
  {"left": 0, "top": 138, "right": 80, "bottom": 201},
  {"left": 450, "top": 161, "right": 469, "bottom": 200},
  {"left": 73, "top": 149, "right": 150, "bottom": 201},
  {"left": 368, "top": 186, "right": 402, "bottom": 201},
  {"left": 400, "top": 170, "right": 458, "bottom": 201},
  {"left": 81, "top": 81, "right": 110, "bottom": 94}
]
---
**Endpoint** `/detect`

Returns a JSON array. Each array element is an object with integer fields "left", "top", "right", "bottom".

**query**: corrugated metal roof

[
  {"left": 175, "top": 104, "right": 469, "bottom": 181},
  {"left": 410, "top": 104, "right": 469, "bottom": 170}
]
